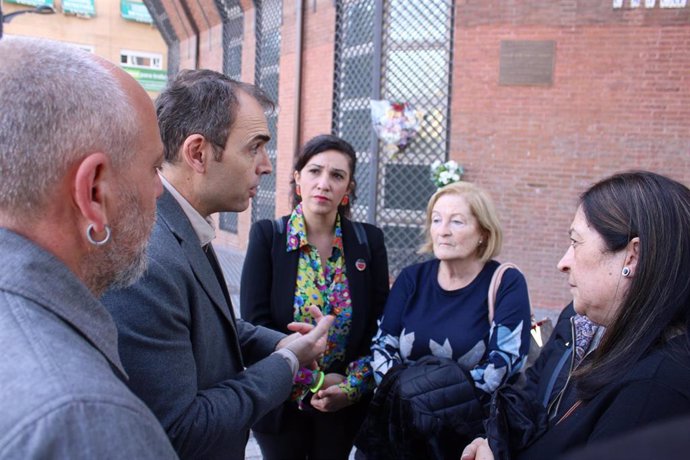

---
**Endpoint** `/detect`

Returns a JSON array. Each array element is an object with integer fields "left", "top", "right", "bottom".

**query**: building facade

[
  {"left": 11, "top": 0, "right": 690, "bottom": 309},
  {"left": 2, "top": 0, "right": 167, "bottom": 96}
]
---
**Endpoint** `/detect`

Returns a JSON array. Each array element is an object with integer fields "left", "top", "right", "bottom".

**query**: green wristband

[{"left": 309, "top": 370, "right": 325, "bottom": 393}]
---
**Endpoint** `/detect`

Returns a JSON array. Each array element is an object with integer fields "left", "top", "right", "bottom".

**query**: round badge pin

[{"left": 355, "top": 258, "right": 367, "bottom": 271}]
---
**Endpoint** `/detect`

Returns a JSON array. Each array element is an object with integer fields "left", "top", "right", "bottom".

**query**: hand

[
  {"left": 461, "top": 438, "right": 494, "bottom": 460},
  {"left": 322, "top": 372, "right": 346, "bottom": 389},
  {"left": 277, "top": 305, "right": 327, "bottom": 350},
  {"left": 286, "top": 304, "right": 325, "bottom": 335},
  {"left": 282, "top": 306, "right": 334, "bottom": 368},
  {"left": 275, "top": 332, "right": 302, "bottom": 351},
  {"left": 311, "top": 384, "right": 352, "bottom": 412}
]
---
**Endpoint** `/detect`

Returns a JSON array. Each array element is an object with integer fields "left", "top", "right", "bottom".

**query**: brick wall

[
  {"left": 451, "top": 1, "right": 690, "bottom": 308},
  {"left": 153, "top": 0, "right": 690, "bottom": 310},
  {"left": 274, "top": 1, "right": 337, "bottom": 218}
]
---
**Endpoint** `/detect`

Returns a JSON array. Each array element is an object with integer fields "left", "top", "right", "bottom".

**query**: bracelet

[{"left": 309, "top": 370, "right": 325, "bottom": 393}]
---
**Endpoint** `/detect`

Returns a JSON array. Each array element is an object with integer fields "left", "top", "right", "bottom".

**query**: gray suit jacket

[
  {"left": 102, "top": 190, "right": 293, "bottom": 460},
  {"left": 0, "top": 229, "right": 176, "bottom": 459}
]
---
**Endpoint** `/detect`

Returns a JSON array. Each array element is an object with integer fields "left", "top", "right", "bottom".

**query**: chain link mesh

[
  {"left": 143, "top": 0, "right": 180, "bottom": 77},
  {"left": 333, "top": 0, "right": 377, "bottom": 226},
  {"left": 216, "top": 0, "right": 244, "bottom": 233},
  {"left": 251, "top": 0, "right": 282, "bottom": 224},
  {"left": 333, "top": 0, "right": 455, "bottom": 277}
]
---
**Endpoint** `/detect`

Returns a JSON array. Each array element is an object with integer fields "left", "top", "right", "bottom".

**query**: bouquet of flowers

[
  {"left": 430, "top": 160, "right": 464, "bottom": 188},
  {"left": 370, "top": 99, "right": 424, "bottom": 156}
]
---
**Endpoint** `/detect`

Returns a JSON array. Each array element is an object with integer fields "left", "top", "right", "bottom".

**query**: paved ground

[{"left": 213, "top": 243, "right": 561, "bottom": 459}]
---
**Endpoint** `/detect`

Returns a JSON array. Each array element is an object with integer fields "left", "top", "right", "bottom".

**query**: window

[{"left": 120, "top": 50, "right": 163, "bottom": 70}]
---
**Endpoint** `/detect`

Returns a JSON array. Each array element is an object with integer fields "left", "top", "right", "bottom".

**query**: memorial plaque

[{"left": 499, "top": 40, "right": 556, "bottom": 86}]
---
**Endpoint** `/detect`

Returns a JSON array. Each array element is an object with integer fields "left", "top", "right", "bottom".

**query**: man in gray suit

[
  {"left": 0, "top": 37, "right": 176, "bottom": 458},
  {"left": 102, "top": 69, "right": 332, "bottom": 459}
]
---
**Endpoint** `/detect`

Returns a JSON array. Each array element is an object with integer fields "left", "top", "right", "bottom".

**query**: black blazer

[{"left": 241, "top": 215, "right": 390, "bottom": 376}]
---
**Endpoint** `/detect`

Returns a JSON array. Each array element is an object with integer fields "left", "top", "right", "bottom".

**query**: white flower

[{"left": 430, "top": 159, "right": 464, "bottom": 188}]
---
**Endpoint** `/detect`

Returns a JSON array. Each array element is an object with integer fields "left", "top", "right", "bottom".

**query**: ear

[
  {"left": 293, "top": 169, "right": 301, "bottom": 186},
  {"left": 180, "top": 134, "right": 212, "bottom": 174},
  {"left": 73, "top": 152, "right": 112, "bottom": 232},
  {"left": 347, "top": 179, "right": 355, "bottom": 195},
  {"left": 624, "top": 237, "right": 640, "bottom": 275}
]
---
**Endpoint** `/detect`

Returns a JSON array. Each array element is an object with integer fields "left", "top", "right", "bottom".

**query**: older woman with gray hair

[{"left": 357, "top": 181, "right": 531, "bottom": 459}]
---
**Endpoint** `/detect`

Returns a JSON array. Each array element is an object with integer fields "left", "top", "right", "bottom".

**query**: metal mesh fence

[
  {"left": 333, "top": 0, "right": 378, "bottom": 225},
  {"left": 251, "top": 0, "right": 282, "bottom": 224},
  {"left": 216, "top": 0, "right": 244, "bottom": 233},
  {"left": 333, "top": 0, "right": 455, "bottom": 277},
  {"left": 143, "top": 0, "right": 180, "bottom": 77}
]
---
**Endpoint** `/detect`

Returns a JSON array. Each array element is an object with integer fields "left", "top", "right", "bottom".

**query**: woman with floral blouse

[{"left": 240, "top": 134, "right": 390, "bottom": 460}]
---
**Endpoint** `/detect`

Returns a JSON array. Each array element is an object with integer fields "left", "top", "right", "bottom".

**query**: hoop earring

[
  {"left": 340, "top": 195, "right": 349, "bottom": 206},
  {"left": 621, "top": 266, "right": 631, "bottom": 277},
  {"left": 87, "top": 224, "right": 111, "bottom": 246}
]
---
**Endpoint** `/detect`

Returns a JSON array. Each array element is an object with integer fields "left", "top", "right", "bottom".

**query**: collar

[
  {"left": 285, "top": 204, "right": 344, "bottom": 254},
  {"left": 573, "top": 314, "right": 605, "bottom": 366},
  {"left": 0, "top": 228, "right": 127, "bottom": 378},
  {"left": 160, "top": 173, "right": 216, "bottom": 247}
]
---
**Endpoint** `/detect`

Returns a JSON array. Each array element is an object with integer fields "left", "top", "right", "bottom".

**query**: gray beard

[{"left": 85, "top": 188, "right": 154, "bottom": 296}]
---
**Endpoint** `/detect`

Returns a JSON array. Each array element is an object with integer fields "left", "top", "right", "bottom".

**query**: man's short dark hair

[{"left": 155, "top": 69, "right": 274, "bottom": 163}]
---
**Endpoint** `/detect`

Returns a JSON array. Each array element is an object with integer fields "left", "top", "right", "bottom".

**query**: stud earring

[
  {"left": 478, "top": 240, "right": 483, "bottom": 246},
  {"left": 340, "top": 195, "right": 350, "bottom": 206},
  {"left": 622, "top": 266, "right": 631, "bottom": 277}
]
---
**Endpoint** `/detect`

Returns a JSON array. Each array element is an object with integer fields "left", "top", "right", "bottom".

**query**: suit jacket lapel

[{"left": 157, "top": 191, "right": 243, "bottom": 362}]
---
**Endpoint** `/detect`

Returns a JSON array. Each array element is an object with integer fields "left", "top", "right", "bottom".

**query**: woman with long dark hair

[{"left": 462, "top": 171, "right": 690, "bottom": 460}]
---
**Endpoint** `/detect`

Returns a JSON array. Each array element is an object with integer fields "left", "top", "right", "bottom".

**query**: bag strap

[
  {"left": 487, "top": 262, "right": 520, "bottom": 324},
  {"left": 352, "top": 221, "right": 371, "bottom": 260},
  {"left": 273, "top": 217, "right": 285, "bottom": 235}
]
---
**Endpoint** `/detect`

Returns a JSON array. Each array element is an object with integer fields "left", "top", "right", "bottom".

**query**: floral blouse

[{"left": 286, "top": 204, "right": 374, "bottom": 403}]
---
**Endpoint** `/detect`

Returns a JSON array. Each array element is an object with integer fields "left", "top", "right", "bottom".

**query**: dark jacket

[
  {"left": 240, "top": 215, "right": 390, "bottom": 432},
  {"left": 355, "top": 356, "right": 484, "bottom": 460},
  {"left": 520, "top": 332, "right": 690, "bottom": 459},
  {"left": 102, "top": 191, "right": 291, "bottom": 460},
  {"left": 485, "top": 304, "right": 576, "bottom": 459},
  {"left": 561, "top": 414, "right": 690, "bottom": 460},
  {"left": 487, "top": 303, "right": 690, "bottom": 459},
  {"left": 521, "top": 303, "right": 577, "bottom": 418}
]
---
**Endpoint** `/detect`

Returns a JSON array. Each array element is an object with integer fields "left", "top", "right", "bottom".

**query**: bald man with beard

[{"left": 0, "top": 37, "right": 176, "bottom": 459}]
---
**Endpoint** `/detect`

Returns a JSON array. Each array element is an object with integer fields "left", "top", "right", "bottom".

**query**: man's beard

[{"left": 85, "top": 187, "right": 155, "bottom": 295}]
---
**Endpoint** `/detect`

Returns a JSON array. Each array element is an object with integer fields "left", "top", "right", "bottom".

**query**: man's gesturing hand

[{"left": 277, "top": 306, "right": 333, "bottom": 368}]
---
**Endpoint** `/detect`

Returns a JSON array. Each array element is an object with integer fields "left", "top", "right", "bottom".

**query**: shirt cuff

[{"left": 272, "top": 348, "right": 299, "bottom": 377}]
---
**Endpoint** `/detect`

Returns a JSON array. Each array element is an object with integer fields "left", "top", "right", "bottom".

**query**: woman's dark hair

[
  {"left": 574, "top": 171, "right": 690, "bottom": 400},
  {"left": 290, "top": 134, "right": 357, "bottom": 218}
]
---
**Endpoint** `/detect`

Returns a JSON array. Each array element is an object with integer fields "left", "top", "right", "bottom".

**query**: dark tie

[{"left": 203, "top": 243, "right": 232, "bottom": 308}]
